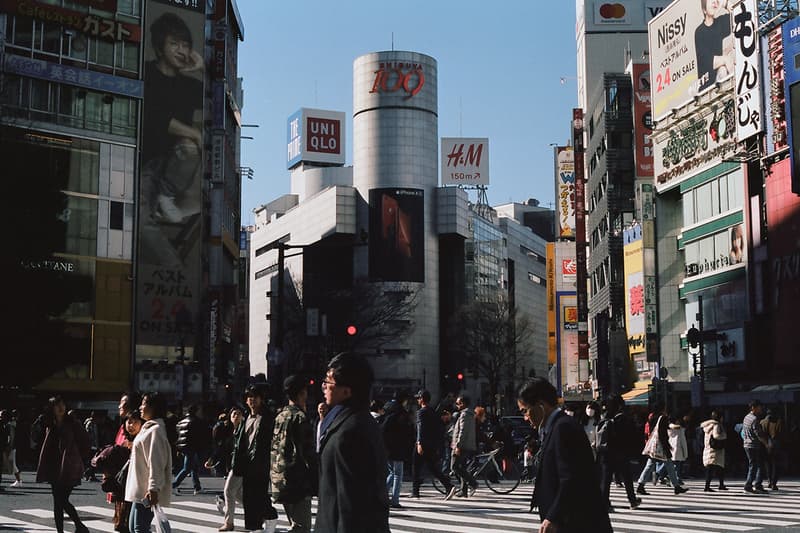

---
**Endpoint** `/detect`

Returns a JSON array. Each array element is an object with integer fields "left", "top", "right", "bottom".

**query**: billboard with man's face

[
  {"left": 648, "top": 0, "right": 735, "bottom": 121},
  {"left": 136, "top": 0, "right": 205, "bottom": 360},
  {"left": 368, "top": 188, "right": 425, "bottom": 282}
]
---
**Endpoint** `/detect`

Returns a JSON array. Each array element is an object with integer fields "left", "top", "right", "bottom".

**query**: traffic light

[
  {"left": 346, "top": 324, "right": 358, "bottom": 336},
  {"left": 308, "top": 378, "right": 315, "bottom": 386},
  {"left": 456, "top": 372, "right": 464, "bottom": 389}
]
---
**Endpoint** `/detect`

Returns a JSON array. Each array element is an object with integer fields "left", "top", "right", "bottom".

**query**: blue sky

[{"left": 237, "top": 0, "right": 578, "bottom": 224}]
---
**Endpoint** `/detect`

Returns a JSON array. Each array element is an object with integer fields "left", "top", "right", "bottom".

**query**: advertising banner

[
  {"left": 732, "top": 0, "right": 762, "bottom": 140},
  {"left": 782, "top": 17, "right": 800, "bottom": 193},
  {"left": 441, "top": 138, "right": 490, "bottom": 185},
  {"left": 3, "top": 55, "right": 143, "bottom": 98},
  {"left": 572, "top": 108, "right": 589, "bottom": 360},
  {"left": 287, "top": 108, "right": 346, "bottom": 169},
  {"left": 631, "top": 63, "right": 654, "bottom": 177},
  {"left": 136, "top": 0, "right": 205, "bottom": 360},
  {"left": 624, "top": 224, "right": 645, "bottom": 356},
  {"left": 581, "top": 0, "right": 671, "bottom": 33},
  {"left": 555, "top": 146, "right": 576, "bottom": 238},
  {"left": 368, "top": 188, "right": 425, "bottom": 282},
  {"left": 562, "top": 258, "right": 577, "bottom": 283},
  {"left": 653, "top": 97, "right": 738, "bottom": 191},
  {"left": 0, "top": 0, "right": 140, "bottom": 42},
  {"left": 557, "top": 292, "right": 581, "bottom": 397},
  {"left": 547, "top": 243, "right": 556, "bottom": 365},
  {"left": 648, "top": 0, "right": 735, "bottom": 121}
]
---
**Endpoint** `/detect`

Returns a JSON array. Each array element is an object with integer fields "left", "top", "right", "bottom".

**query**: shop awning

[{"left": 622, "top": 388, "right": 650, "bottom": 405}]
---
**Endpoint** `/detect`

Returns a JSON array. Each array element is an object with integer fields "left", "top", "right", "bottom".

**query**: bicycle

[{"left": 432, "top": 445, "right": 522, "bottom": 495}]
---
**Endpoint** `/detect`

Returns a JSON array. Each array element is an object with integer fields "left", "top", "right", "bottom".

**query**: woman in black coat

[{"left": 36, "top": 396, "right": 91, "bottom": 533}]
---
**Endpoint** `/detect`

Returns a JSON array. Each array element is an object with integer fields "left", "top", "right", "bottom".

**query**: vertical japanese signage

[
  {"left": 555, "top": 146, "right": 575, "bottom": 238},
  {"left": 783, "top": 16, "right": 800, "bottom": 193},
  {"left": 624, "top": 224, "right": 645, "bottom": 356},
  {"left": 732, "top": 0, "right": 762, "bottom": 140},
  {"left": 441, "top": 138, "right": 490, "bottom": 185},
  {"left": 136, "top": 0, "right": 205, "bottom": 360},
  {"left": 572, "top": 108, "right": 589, "bottom": 360},
  {"left": 631, "top": 63, "right": 654, "bottom": 177},
  {"left": 546, "top": 243, "right": 556, "bottom": 365}
]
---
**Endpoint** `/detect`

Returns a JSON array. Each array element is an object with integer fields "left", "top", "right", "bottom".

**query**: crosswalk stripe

[
  {"left": 77, "top": 505, "right": 293, "bottom": 531},
  {"left": 0, "top": 514, "right": 55, "bottom": 531}
]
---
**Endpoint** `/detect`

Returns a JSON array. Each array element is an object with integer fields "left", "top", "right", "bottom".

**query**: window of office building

[{"left": 682, "top": 169, "right": 745, "bottom": 227}]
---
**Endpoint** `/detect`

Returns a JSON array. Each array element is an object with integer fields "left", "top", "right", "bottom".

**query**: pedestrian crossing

[{"left": 2, "top": 480, "right": 800, "bottom": 532}]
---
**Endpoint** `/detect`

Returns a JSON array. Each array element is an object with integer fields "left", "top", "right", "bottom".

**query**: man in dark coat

[
  {"left": 232, "top": 385, "right": 279, "bottom": 533},
  {"left": 412, "top": 389, "right": 453, "bottom": 497},
  {"left": 315, "top": 352, "right": 390, "bottom": 533},
  {"left": 517, "top": 378, "right": 612, "bottom": 533},
  {"left": 172, "top": 404, "right": 205, "bottom": 494},
  {"left": 382, "top": 391, "right": 415, "bottom": 508}
]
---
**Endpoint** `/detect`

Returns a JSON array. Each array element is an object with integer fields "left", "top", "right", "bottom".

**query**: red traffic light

[
  {"left": 309, "top": 378, "right": 315, "bottom": 386},
  {"left": 346, "top": 325, "right": 358, "bottom": 336},
  {"left": 457, "top": 372, "right": 464, "bottom": 381}
]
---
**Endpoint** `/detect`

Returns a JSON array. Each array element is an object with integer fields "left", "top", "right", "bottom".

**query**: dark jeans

[
  {"left": 766, "top": 448, "right": 781, "bottom": 487},
  {"left": 50, "top": 483, "right": 86, "bottom": 533},
  {"left": 744, "top": 447, "right": 765, "bottom": 489},
  {"left": 412, "top": 449, "right": 452, "bottom": 493},
  {"left": 242, "top": 473, "right": 278, "bottom": 530},
  {"left": 173, "top": 450, "right": 202, "bottom": 490},
  {"left": 705, "top": 464, "right": 725, "bottom": 488},
  {"left": 451, "top": 450, "right": 477, "bottom": 495},
  {"left": 129, "top": 501, "right": 154, "bottom": 533},
  {"left": 600, "top": 455, "right": 636, "bottom": 505}
]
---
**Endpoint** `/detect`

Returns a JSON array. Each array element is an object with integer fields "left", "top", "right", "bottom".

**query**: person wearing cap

[
  {"left": 270, "top": 375, "right": 316, "bottom": 533},
  {"left": 232, "top": 385, "right": 279, "bottom": 533},
  {"left": 315, "top": 352, "right": 389, "bottom": 533},
  {"left": 411, "top": 390, "right": 452, "bottom": 498}
]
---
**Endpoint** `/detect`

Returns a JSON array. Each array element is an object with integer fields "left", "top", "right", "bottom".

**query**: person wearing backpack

[
  {"left": 701, "top": 410, "right": 728, "bottom": 491},
  {"left": 597, "top": 395, "right": 641, "bottom": 511},
  {"left": 762, "top": 409, "right": 784, "bottom": 490}
]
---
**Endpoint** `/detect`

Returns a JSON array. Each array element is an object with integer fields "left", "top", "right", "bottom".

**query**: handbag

[
  {"left": 709, "top": 435, "right": 725, "bottom": 450},
  {"left": 153, "top": 505, "right": 172, "bottom": 533},
  {"left": 642, "top": 416, "right": 667, "bottom": 460}
]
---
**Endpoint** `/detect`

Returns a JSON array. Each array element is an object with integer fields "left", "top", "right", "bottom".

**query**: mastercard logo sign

[{"left": 598, "top": 3, "right": 626, "bottom": 20}]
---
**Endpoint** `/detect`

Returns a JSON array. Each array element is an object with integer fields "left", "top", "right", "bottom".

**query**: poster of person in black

[
  {"left": 695, "top": 0, "right": 734, "bottom": 93},
  {"left": 140, "top": 8, "right": 204, "bottom": 266}
]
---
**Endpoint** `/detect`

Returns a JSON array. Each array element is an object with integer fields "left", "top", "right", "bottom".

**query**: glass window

[
  {"left": 117, "top": 0, "right": 141, "bottom": 16},
  {"left": 682, "top": 193, "right": 695, "bottom": 226},
  {"left": 110, "top": 201, "right": 124, "bottom": 230},
  {"left": 68, "top": 33, "right": 89, "bottom": 61},
  {"left": 718, "top": 175, "right": 729, "bottom": 212},
  {"left": 64, "top": 195, "right": 98, "bottom": 256},
  {"left": 685, "top": 241, "right": 699, "bottom": 266},
  {"left": 711, "top": 177, "right": 720, "bottom": 216},
  {"left": 698, "top": 235, "right": 714, "bottom": 266},
  {"left": 85, "top": 92, "right": 111, "bottom": 132},
  {"left": 67, "top": 140, "right": 100, "bottom": 195},
  {"left": 92, "top": 39, "right": 115, "bottom": 67},
  {"left": 42, "top": 22, "right": 61, "bottom": 54},
  {"left": 728, "top": 173, "right": 743, "bottom": 209},
  {"left": 13, "top": 16, "right": 33, "bottom": 48},
  {"left": 30, "top": 79, "right": 53, "bottom": 111},
  {"left": 695, "top": 182, "right": 713, "bottom": 220},
  {"left": 714, "top": 231, "right": 729, "bottom": 265}
]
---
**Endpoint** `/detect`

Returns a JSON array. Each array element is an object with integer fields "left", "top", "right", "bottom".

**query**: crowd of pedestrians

[{"left": 0, "top": 368, "right": 798, "bottom": 533}]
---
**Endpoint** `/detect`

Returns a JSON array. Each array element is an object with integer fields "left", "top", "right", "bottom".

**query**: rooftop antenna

[
  {"left": 459, "top": 96, "right": 463, "bottom": 136},
  {"left": 391, "top": 32, "right": 394, "bottom": 51}
]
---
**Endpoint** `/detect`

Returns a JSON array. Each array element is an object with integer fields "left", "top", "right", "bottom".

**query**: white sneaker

[
  {"left": 262, "top": 518, "right": 278, "bottom": 533},
  {"left": 156, "top": 194, "right": 184, "bottom": 223},
  {"left": 216, "top": 496, "right": 225, "bottom": 514},
  {"left": 10, "top": 481, "right": 21, "bottom": 487},
  {"left": 444, "top": 486, "right": 458, "bottom": 501}
]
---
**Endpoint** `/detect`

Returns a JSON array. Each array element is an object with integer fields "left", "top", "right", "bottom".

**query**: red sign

[
  {"left": 369, "top": 62, "right": 424, "bottom": 98},
  {"left": 1, "top": 0, "right": 141, "bottom": 42},
  {"left": 629, "top": 284, "right": 644, "bottom": 316},
  {"left": 561, "top": 259, "right": 577, "bottom": 276},
  {"left": 631, "top": 63, "right": 653, "bottom": 177},
  {"left": 306, "top": 117, "right": 341, "bottom": 154}
]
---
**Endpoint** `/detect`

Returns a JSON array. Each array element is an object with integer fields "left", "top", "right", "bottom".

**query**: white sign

[
  {"left": 555, "top": 146, "right": 575, "bottom": 239},
  {"left": 286, "top": 108, "right": 346, "bottom": 169},
  {"left": 732, "top": 0, "right": 762, "bottom": 140},
  {"left": 441, "top": 138, "right": 490, "bottom": 185},
  {"left": 579, "top": 0, "right": 671, "bottom": 34},
  {"left": 653, "top": 97, "right": 738, "bottom": 191},
  {"left": 648, "top": 0, "right": 735, "bottom": 121}
]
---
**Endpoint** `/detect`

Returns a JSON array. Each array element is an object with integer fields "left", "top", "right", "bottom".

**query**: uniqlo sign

[{"left": 306, "top": 117, "right": 340, "bottom": 154}]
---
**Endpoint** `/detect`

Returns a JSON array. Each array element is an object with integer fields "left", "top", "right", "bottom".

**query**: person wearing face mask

[
  {"left": 582, "top": 401, "right": 601, "bottom": 458},
  {"left": 518, "top": 379, "right": 612, "bottom": 533}
]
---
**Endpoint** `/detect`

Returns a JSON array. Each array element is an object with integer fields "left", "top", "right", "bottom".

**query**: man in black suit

[
  {"left": 314, "top": 352, "right": 390, "bottom": 533},
  {"left": 517, "top": 378, "right": 612, "bottom": 533},
  {"left": 411, "top": 389, "right": 453, "bottom": 497}
]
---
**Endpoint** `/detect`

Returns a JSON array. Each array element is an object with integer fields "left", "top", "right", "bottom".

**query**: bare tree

[{"left": 448, "top": 294, "right": 535, "bottom": 414}]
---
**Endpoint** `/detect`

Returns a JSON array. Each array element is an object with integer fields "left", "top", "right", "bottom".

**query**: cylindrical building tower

[{"left": 352, "top": 51, "right": 439, "bottom": 399}]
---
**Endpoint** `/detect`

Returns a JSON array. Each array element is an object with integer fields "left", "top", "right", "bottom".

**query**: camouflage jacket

[{"left": 270, "top": 404, "right": 317, "bottom": 503}]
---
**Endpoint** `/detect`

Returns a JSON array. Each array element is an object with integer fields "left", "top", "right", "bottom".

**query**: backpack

[
  {"left": 595, "top": 417, "right": 614, "bottom": 453},
  {"left": 709, "top": 435, "right": 725, "bottom": 450}
]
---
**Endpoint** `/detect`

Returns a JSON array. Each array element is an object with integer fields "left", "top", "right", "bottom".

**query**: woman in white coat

[
  {"left": 125, "top": 392, "right": 173, "bottom": 533},
  {"left": 701, "top": 410, "right": 728, "bottom": 492}
]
